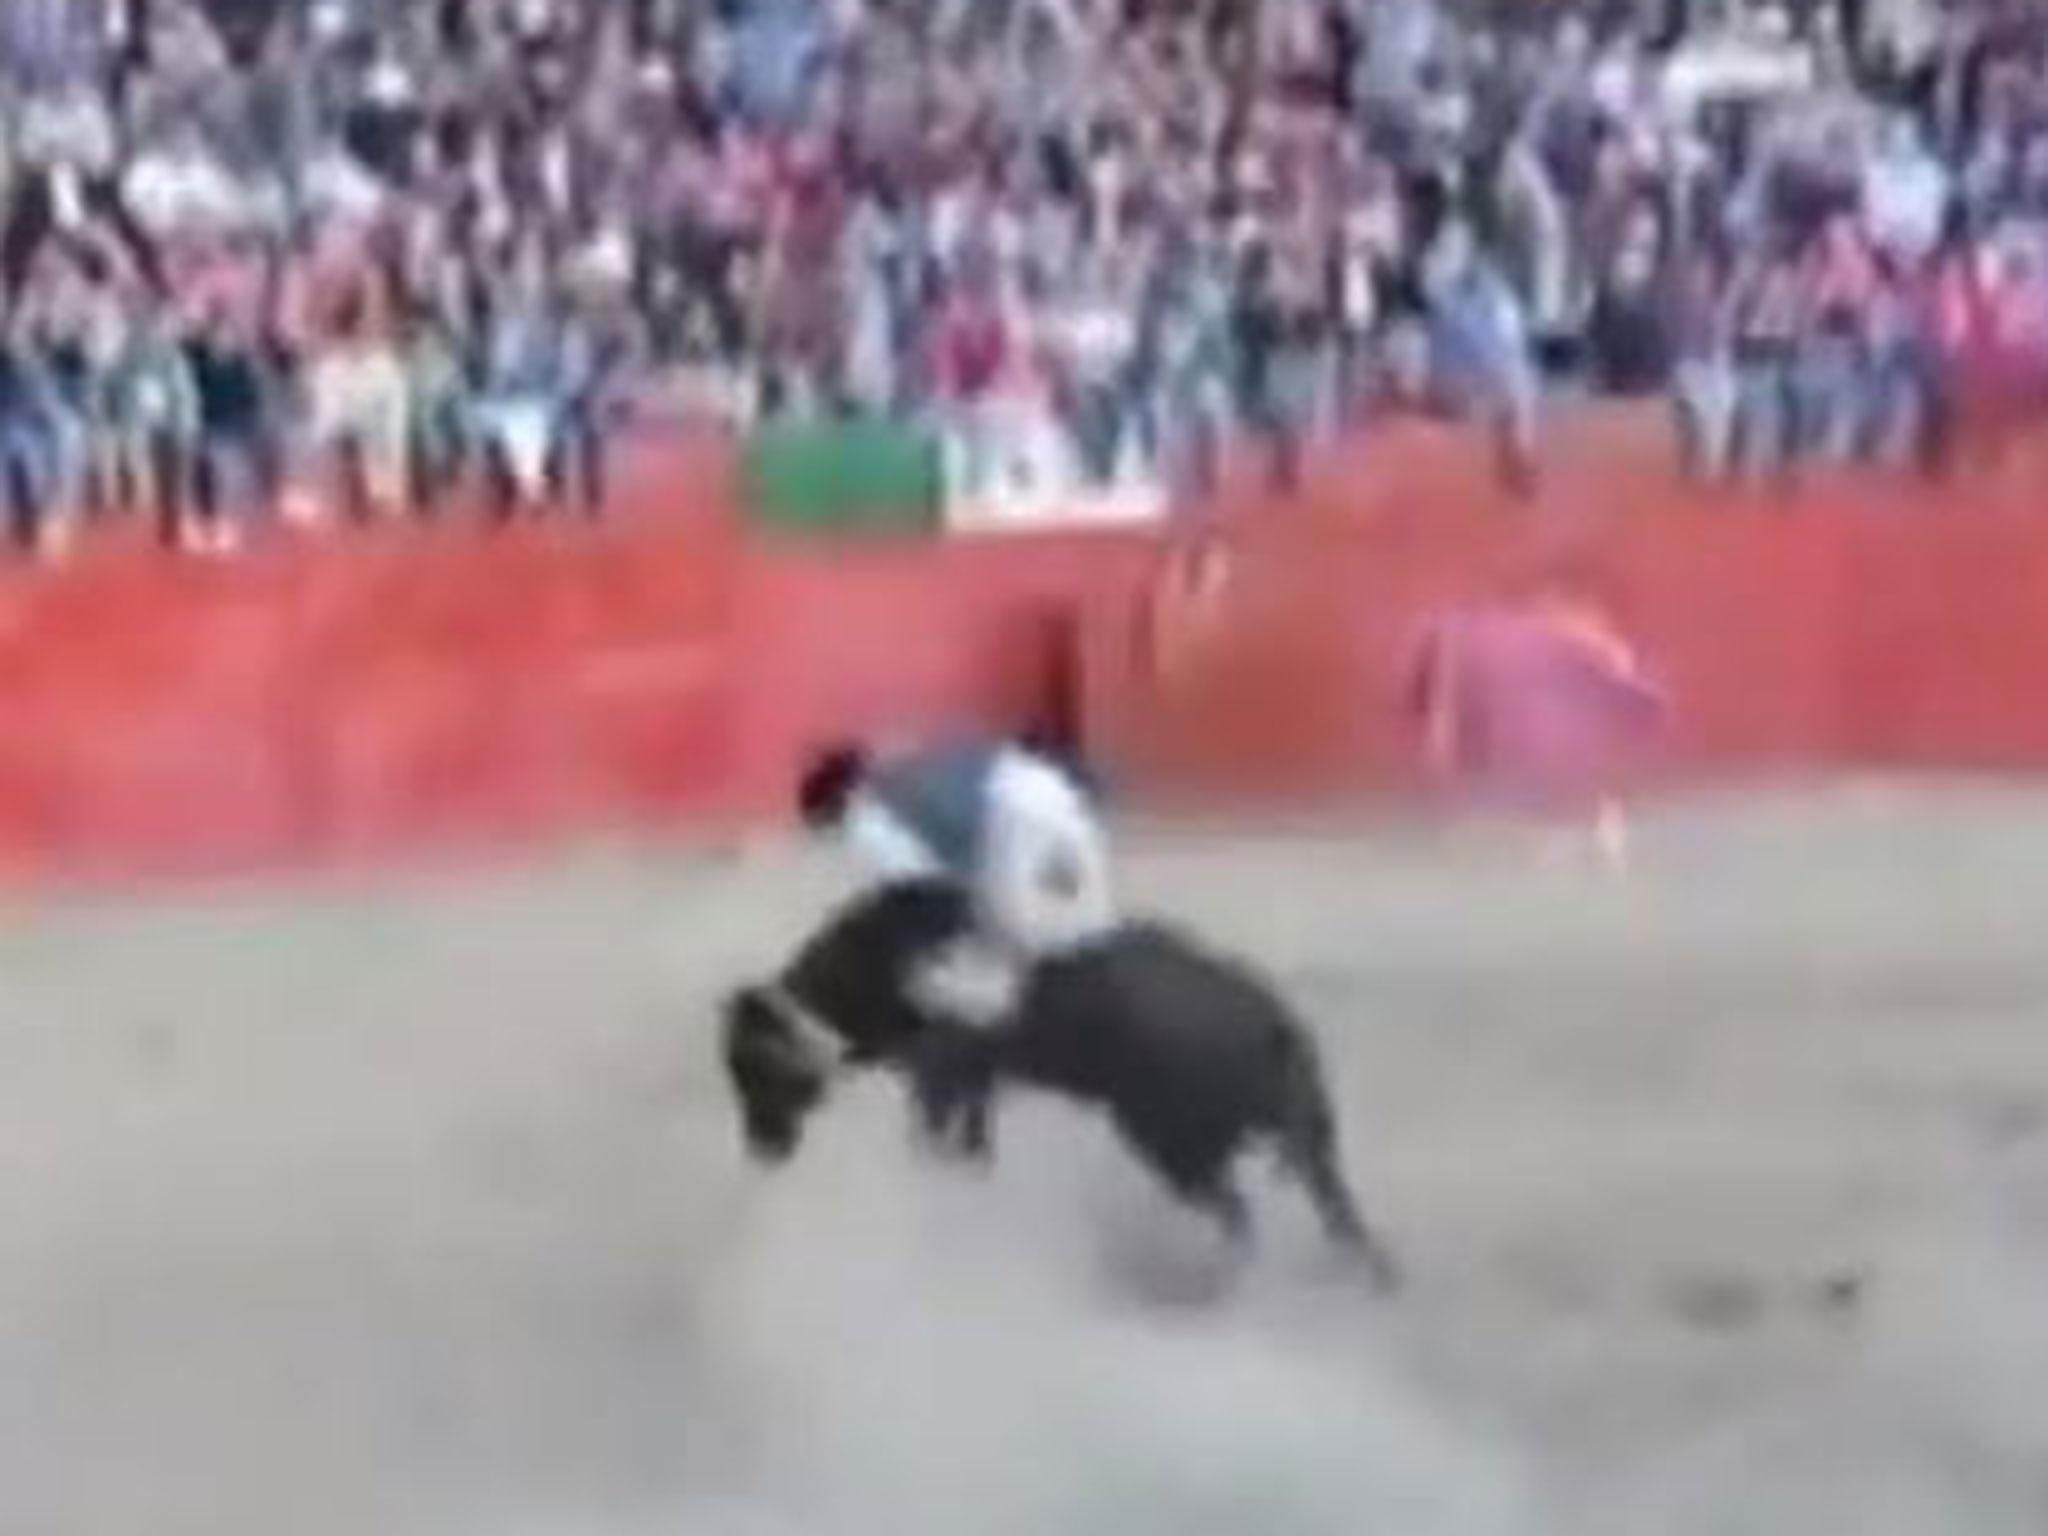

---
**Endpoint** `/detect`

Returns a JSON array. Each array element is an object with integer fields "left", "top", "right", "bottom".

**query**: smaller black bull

[{"left": 720, "top": 880, "right": 1399, "bottom": 1289}]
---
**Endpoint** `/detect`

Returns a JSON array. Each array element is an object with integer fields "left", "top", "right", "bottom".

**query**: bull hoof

[
  {"left": 1360, "top": 1247, "right": 1403, "bottom": 1295},
  {"left": 1332, "top": 1235, "right": 1402, "bottom": 1295},
  {"left": 908, "top": 1113, "right": 993, "bottom": 1173},
  {"left": 745, "top": 1136, "right": 799, "bottom": 1168}
]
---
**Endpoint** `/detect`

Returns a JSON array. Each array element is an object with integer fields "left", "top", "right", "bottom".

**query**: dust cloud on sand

[
  {"left": 671, "top": 1083, "right": 1529, "bottom": 1536},
  {"left": 6, "top": 786, "right": 2048, "bottom": 1534}
]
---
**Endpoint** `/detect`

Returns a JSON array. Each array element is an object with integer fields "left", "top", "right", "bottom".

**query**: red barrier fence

[
  {"left": 725, "top": 531, "right": 1158, "bottom": 819},
  {"left": 0, "top": 518, "right": 738, "bottom": 880},
  {"left": 1083, "top": 417, "right": 2048, "bottom": 803},
  {"left": 0, "top": 412, "right": 2042, "bottom": 881},
  {"left": 0, "top": 439, "right": 1159, "bottom": 880}
]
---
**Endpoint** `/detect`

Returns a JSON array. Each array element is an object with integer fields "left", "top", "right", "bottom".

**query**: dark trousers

[{"left": 194, "top": 428, "right": 280, "bottom": 529}]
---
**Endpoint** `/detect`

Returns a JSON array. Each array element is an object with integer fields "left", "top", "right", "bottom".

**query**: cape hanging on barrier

[{"left": 1406, "top": 590, "right": 1669, "bottom": 819}]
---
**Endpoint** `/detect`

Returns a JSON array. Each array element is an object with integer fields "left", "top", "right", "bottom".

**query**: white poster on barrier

[{"left": 941, "top": 396, "right": 1167, "bottom": 535}]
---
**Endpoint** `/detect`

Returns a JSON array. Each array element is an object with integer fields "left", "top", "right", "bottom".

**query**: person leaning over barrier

[{"left": 795, "top": 735, "right": 1117, "bottom": 1022}]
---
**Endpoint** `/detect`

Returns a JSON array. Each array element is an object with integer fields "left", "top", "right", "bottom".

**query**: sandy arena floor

[{"left": 3, "top": 783, "right": 2047, "bottom": 1535}]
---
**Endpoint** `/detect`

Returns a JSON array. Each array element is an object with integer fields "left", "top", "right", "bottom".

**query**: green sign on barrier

[{"left": 740, "top": 416, "right": 941, "bottom": 538}]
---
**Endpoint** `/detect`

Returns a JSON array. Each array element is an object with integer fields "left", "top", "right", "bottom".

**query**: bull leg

[
  {"left": 1152, "top": 1153, "right": 1254, "bottom": 1253},
  {"left": 1266, "top": 1029, "right": 1402, "bottom": 1290},
  {"left": 1196, "top": 1173, "right": 1254, "bottom": 1252},
  {"left": 906, "top": 1068, "right": 976, "bottom": 1159},
  {"left": 910, "top": 1074, "right": 997, "bottom": 1164},
  {"left": 1278, "top": 1131, "right": 1401, "bottom": 1292},
  {"left": 954, "top": 1084, "right": 996, "bottom": 1160},
  {"left": 905, "top": 1028, "right": 1001, "bottom": 1165}
]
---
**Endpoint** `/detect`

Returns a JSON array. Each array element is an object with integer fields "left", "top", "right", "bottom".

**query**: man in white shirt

[{"left": 797, "top": 737, "right": 1116, "bottom": 1019}]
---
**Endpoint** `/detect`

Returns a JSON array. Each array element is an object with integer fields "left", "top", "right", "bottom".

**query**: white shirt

[
  {"left": 1062, "top": 301, "right": 1134, "bottom": 385},
  {"left": 124, "top": 150, "right": 249, "bottom": 235},
  {"left": 840, "top": 748, "right": 1102, "bottom": 888},
  {"left": 842, "top": 792, "right": 945, "bottom": 882},
  {"left": 1863, "top": 149, "right": 1950, "bottom": 261},
  {"left": 841, "top": 746, "right": 1113, "bottom": 958}
]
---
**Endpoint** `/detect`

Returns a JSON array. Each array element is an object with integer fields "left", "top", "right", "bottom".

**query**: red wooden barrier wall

[
  {"left": 725, "top": 531, "right": 1158, "bottom": 819},
  {"left": 0, "top": 411, "right": 2041, "bottom": 883},
  {"left": 0, "top": 523, "right": 740, "bottom": 880},
  {"left": 0, "top": 440, "right": 1159, "bottom": 880},
  {"left": 1082, "top": 417, "right": 2048, "bottom": 803}
]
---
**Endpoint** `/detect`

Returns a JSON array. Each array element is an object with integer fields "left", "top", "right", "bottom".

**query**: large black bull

[{"left": 720, "top": 880, "right": 1399, "bottom": 1288}]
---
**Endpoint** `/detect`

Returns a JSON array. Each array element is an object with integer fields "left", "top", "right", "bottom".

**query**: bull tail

[
  {"left": 1266, "top": 1020, "right": 1339, "bottom": 1152},
  {"left": 1269, "top": 1022, "right": 1401, "bottom": 1291}
]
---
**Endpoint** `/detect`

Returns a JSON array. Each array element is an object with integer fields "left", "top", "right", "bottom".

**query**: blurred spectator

[
  {"left": 1585, "top": 204, "right": 1677, "bottom": 399},
  {"left": 405, "top": 315, "right": 470, "bottom": 511},
  {"left": 104, "top": 305, "right": 202, "bottom": 548},
  {"left": 1730, "top": 236, "right": 1807, "bottom": 474},
  {"left": 925, "top": 263, "right": 1015, "bottom": 499},
  {"left": 187, "top": 308, "right": 280, "bottom": 542},
  {"left": 1797, "top": 211, "right": 1884, "bottom": 461},
  {"left": 1670, "top": 243, "right": 1741, "bottom": 481},
  {"left": 1422, "top": 218, "right": 1542, "bottom": 492},
  {"left": 0, "top": 0, "right": 2034, "bottom": 562},
  {"left": 305, "top": 292, "right": 409, "bottom": 523},
  {"left": 1864, "top": 114, "right": 1951, "bottom": 261},
  {"left": 0, "top": 319, "right": 66, "bottom": 553}
]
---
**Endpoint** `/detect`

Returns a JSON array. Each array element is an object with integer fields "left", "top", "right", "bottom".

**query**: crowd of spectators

[{"left": 0, "top": 0, "right": 2043, "bottom": 558}]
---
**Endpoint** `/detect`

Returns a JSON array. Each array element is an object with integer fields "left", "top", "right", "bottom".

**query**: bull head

[{"left": 720, "top": 984, "right": 838, "bottom": 1164}]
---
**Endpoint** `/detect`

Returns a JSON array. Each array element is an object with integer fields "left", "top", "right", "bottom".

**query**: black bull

[{"left": 720, "top": 880, "right": 1399, "bottom": 1288}]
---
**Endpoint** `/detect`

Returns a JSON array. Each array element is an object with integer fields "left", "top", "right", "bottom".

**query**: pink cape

[{"left": 1408, "top": 603, "right": 1668, "bottom": 816}]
